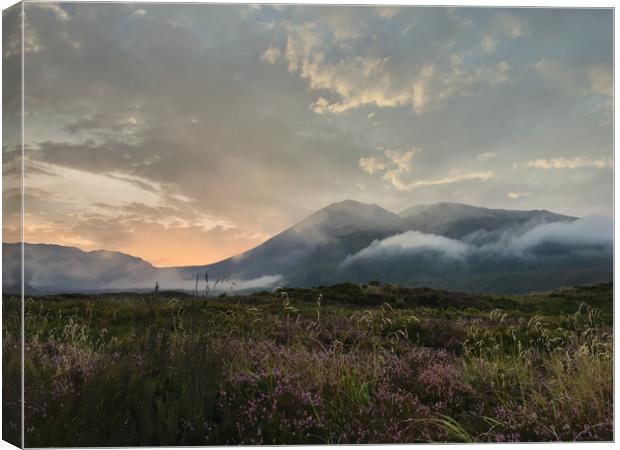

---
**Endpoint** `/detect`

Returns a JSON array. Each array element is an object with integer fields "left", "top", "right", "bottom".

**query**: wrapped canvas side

[{"left": 2, "top": 2, "right": 24, "bottom": 448}]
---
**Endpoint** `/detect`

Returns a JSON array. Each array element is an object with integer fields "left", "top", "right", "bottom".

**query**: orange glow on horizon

[{"left": 16, "top": 223, "right": 269, "bottom": 267}]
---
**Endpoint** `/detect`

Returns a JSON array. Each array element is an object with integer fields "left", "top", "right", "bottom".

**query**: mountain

[
  {"left": 2, "top": 201, "right": 613, "bottom": 295},
  {"left": 2, "top": 243, "right": 158, "bottom": 294},
  {"left": 175, "top": 200, "right": 404, "bottom": 282},
  {"left": 399, "top": 202, "right": 575, "bottom": 241}
]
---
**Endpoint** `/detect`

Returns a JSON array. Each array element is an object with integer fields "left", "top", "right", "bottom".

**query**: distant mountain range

[{"left": 3, "top": 201, "right": 613, "bottom": 295}]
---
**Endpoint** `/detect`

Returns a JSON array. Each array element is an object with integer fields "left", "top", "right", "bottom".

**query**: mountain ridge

[{"left": 3, "top": 201, "right": 610, "bottom": 295}]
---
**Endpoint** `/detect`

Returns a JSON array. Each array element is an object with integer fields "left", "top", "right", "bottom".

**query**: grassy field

[{"left": 2, "top": 282, "right": 613, "bottom": 446}]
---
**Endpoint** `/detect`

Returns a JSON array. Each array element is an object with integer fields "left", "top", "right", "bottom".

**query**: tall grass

[{"left": 4, "top": 282, "right": 613, "bottom": 446}]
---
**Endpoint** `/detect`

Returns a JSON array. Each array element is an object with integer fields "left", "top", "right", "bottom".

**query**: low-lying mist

[
  {"left": 102, "top": 272, "right": 283, "bottom": 294},
  {"left": 342, "top": 216, "right": 612, "bottom": 265},
  {"left": 3, "top": 215, "right": 612, "bottom": 295}
]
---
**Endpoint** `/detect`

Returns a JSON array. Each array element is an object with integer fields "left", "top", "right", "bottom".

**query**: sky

[{"left": 2, "top": 3, "right": 613, "bottom": 267}]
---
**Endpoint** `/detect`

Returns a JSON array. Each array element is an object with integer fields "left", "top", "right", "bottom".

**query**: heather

[{"left": 3, "top": 282, "right": 612, "bottom": 446}]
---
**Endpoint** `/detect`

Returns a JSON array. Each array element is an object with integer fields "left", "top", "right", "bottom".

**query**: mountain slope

[
  {"left": 3, "top": 243, "right": 158, "bottom": 294},
  {"left": 176, "top": 200, "right": 404, "bottom": 281},
  {"left": 2, "top": 201, "right": 612, "bottom": 295},
  {"left": 399, "top": 202, "right": 575, "bottom": 241}
]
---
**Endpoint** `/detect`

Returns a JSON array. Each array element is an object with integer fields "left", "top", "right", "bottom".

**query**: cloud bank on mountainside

[{"left": 342, "top": 216, "right": 612, "bottom": 265}]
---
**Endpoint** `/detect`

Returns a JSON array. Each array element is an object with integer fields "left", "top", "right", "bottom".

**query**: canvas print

[{"left": 2, "top": 2, "right": 613, "bottom": 446}]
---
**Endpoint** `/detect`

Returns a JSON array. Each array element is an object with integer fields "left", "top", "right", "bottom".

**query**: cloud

[
  {"left": 377, "top": 8, "right": 399, "bottom": 19},
  {"left": 390, "top": 170, "right": 495, "bottom": 192},
  {"left": 533, "top": 59, "right": 612, "bottom": 101},
  {"left": 515, "top": 157, "right": 613, "bottom": 170},
  {"left": 311, "top": 97, "right": 331, "bottom": 114},
  {"left": 225, "top": 274, "right": 283, "bottom": 292},
  {"left": 343, "top": 215, "right": 612, "bottom": 267},
  {"left": 507, "top": 192, "right": 531, "bottom": 199},
  {"left": 95, "top": 265, "right": 282, "bottom": 293},
  {"left": 407, "top": 60, "right": 511, "bottom": 114},
  {"left": 4, "top": 237, "right": 282, "bottom": 293},
  {"left": 359, "top": 148, "right": 417, "bottom": 174},
  {"left": 359, "top": 147, "right": 420, "bottom": 188},
  {"left": 477, "top": 12, "right": 525, "bottom": 56},
  {"left": 14, "top": 4, "right": 614, "bottom": 268},
  {"left": 132, "top": 273, "right": 284, "bottom": 293},
  {"left": 342, "top": 230, "right": 468, "bottom": 266},
  {"left": 37, "top": 3, "right": 71, "bottom": 21},
  {"left": 260, "top": 46, "right": 281, "bottom": 64},
  {"left": 360, "top": 143, "right": 493, "bottom": 192},
  {"left": 480, "top": 35, "right": 499, "bottom": 53},
  {"left": 20, "top": 159, "right": 275, "bottom": 266},
  {"left": 284, "top": 21, "right": 322, "bottom": 73},
  {"left": 508, "top": 215, "right": 611, "bottom": 251},
  {"left": 495, "top": 12, "right": 525, "bottom": 38},
  {"left": 11, "top": 13, "right": 45, "bottom": 56},
  {"left": 131, "top": 9, "right": 147, "bottom": 18},
  {"left": 280, "top": 13, "right": 513, "bottom": 115},
  {"left": 23, "top": 4, "right": 397, "bottom": 263},
  {"left": 588, "top": 65, "right": 612, "bottom": 98},
  {"left": 476, "top": 152, "right": 496, "bottom": 161},
  {"left": 323, "top": 11, "right": 362, "bottom": 41},
  {"left": 480, "top": 216, "right": 613, "bottom": 257},
  {"left": 359, "top": 156, "right": 386, "bottom": 174},
  {"left": 384, "top": 148, "right": 417, "bottom": 173}
]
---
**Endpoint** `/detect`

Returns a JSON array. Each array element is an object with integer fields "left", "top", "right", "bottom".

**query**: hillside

[
  {"left": 398, "top": 202, "right": 575, "bottom": 240},
  {"left": 2, "top": 201, "right": 612, "bottom": 295}
]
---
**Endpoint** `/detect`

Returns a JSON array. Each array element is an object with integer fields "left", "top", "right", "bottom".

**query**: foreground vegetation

[{"left": 3, "top": 282, "right": 613, "bottom": 445}]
